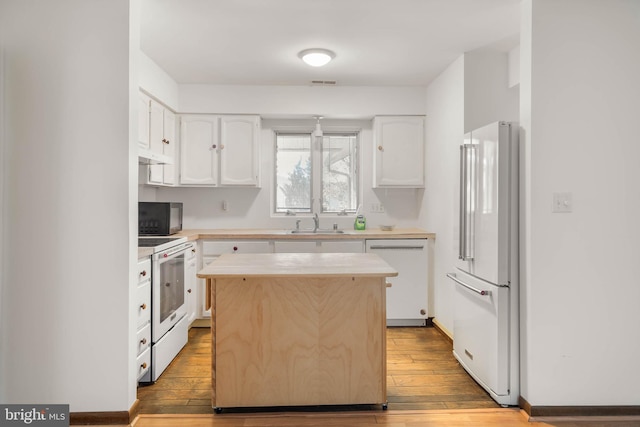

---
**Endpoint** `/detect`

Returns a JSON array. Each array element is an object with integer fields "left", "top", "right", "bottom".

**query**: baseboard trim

[
  {"left": 70, "top": 399, "right": 139, "bottom": 425},
  {"left": 432, "top": 318, "right": 453, "bottom": 344},
  {"left": 519, "top": 396, "right": 640, "bottom": 417}
]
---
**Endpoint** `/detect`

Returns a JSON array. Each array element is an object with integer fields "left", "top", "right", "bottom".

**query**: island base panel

[{"left": 212, "top": 276, "right": 387, "bottom": 408}]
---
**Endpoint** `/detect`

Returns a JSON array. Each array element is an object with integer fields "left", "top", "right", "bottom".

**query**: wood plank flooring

[
  {"left": 137, "top": 326, "right": 498, "bottom": 414},
  {"left": 133, "top": 327, "right": 640, "bottom": 426}
]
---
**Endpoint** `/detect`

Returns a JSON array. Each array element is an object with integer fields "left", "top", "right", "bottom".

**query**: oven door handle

[{"left": 155, "top": 244, "right": 191, "bottom": 261}]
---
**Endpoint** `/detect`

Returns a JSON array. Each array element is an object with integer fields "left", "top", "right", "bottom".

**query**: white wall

[
  {"left": 0, "top": 0, "right": 135, "bottom": 412},
  {"left": 422, "top": 56, "right": 464, "bottom": 334},
  {"left": 520, "top": 0, "right": 640, "bottom": 406},
  {"left": 464, "top": 47, "right": 519, "bottom": 132},
  {"left": 178, "top": 84, "right": 427, "bottom": 118},
  {"left": 139, "top": 50, "right": 179, "bottom": 111}
]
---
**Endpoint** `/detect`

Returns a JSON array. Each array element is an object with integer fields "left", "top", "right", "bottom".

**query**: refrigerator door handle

[
  {"left": 447, "top": 273, "right": 491, "bottom": 296},
  {"left": 459, "top": 144, "right": 475, "bottom": 261},
  {"left": 459, "top": 145, "right": 466, "bottom": 260}
]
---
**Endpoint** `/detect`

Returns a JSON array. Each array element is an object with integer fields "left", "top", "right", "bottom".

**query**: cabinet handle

[
  {"left": 141, "top": 362, "right": 147, "bottom": 369},
  {"left": 140, "top": 270, "right": 147, "bottom": 277},
  {"left": 164, "top": 138, "right": 170, "bottom": 144},
  {"left": 211, "top": 144, "right": 217, "bottom": 149},
  {"left": 378, "top": 145, "right": 383, "bottom": 151},
  {"left": 187, "top": 289, "right": 192, "bottom": 294},
  {"left": 140, "top": 338, "right": 147, "bottom": 345},
  {"left": 140, "top": 303, "right": 147, "bottom": 310},
  {"left": 192, "top": 249, "right": 196, "bottom": 253},
  {"left": 220, "top": 144, "right": 225, "bottom": 149},
  {"left": 233, "top": 246, "right": 238, "bottom": 252}
]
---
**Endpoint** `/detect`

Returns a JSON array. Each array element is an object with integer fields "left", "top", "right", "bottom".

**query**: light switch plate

[{"left": 552, "top": 192, "right": 572, "bottom": 213}]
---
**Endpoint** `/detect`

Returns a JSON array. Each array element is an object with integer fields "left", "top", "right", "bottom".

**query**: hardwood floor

[
  {"left": 133, "top": 327, "right": 640, "bottom": 426},
  {"left": 137, "top": 325, "right": 498, "bottom": 414}
]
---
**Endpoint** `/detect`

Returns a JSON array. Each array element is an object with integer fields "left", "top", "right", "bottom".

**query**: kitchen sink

[{"left": 289, "top": 229, "right": 345, "bottom": 234}]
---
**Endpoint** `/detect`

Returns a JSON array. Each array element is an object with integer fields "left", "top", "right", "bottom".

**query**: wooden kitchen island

[{"left": 197, "top": 252, "right": 398, "bottom": 412}]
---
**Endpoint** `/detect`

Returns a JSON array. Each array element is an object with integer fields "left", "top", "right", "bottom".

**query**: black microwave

[{"left": 138, "top": 202, "right": 183, "bottom": 236}]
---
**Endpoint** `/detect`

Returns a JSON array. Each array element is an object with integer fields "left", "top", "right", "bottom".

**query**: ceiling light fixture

[{"left": 299, "top": 48, "right": 335, "bottom": 67}]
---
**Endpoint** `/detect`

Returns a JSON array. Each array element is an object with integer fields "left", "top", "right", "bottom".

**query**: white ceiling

[{"left": 140, "top": 0, "right": 520, "bottom": 87}]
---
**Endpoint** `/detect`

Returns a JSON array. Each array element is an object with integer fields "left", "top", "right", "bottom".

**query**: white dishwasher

[{"left": 366, "top": 239, "right": 429, "bottom": 326}]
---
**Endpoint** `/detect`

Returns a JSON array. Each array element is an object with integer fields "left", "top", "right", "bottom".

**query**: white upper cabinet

[
  {"left": 180, "top": 114, "right": 260, "bottom": 187},
  {"left": 373, "top": 116, "right": 425, "bottom": 188},
  {"left": 147, "top": 99, "right": 177, "bottom": 185},
  {"left": 180, "top": 115, "right": 219, "bottom": 186},
  {"left": 219, "top": 115, "right": 260, "bottom": 186}
]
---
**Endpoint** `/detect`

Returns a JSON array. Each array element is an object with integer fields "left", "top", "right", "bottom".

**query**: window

[{"left": 275, "top": 132, "right": 359, "bottom": 214}]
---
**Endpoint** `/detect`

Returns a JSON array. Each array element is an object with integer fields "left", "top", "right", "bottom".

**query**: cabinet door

[
  {"left": 185, "top": 251, "right": 197, "bottom": 325},
  {"left": 147, "top": 105, "right": 177, "bottom": 185},
  {"left": 162, "top": 109, "right": 176, "bottom": 185},
  {"left": 273, "top": 241, "right": 318, "bottom": 253},
  {"left": 373, "top": 116, "right": 425, "bottom": 187},
  {"left": 149, "top": 99, "right": 165, "bottom": 155},
  {"left": 219, "top": 115, "right": 260, "bottom": 186},
  {"left": 138, "top": 92, "right": 151, "bottom": 149},
  {"left": 318, "top": 240, "right": 364, "bottom": 253},
  {"left": 180, "top": 115, "right": 219, "bottom": 186}
]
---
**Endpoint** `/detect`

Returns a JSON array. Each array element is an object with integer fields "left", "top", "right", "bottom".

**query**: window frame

[{"left": 273, "top": 128, "right": 361, "bottom": 217}]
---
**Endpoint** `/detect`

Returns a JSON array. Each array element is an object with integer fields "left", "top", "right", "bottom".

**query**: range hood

[{"left": 138, "top": 148, "right": 173, "bottom": 165}]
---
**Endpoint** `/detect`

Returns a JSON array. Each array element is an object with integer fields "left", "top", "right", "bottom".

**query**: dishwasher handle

[{"left": 369, "top": 245, "right": 424, "bottom": 250}]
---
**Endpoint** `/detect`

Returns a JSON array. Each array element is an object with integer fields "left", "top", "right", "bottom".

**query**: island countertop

[{"left": 197, "top": 252, "right": 398, "bottom": 279}]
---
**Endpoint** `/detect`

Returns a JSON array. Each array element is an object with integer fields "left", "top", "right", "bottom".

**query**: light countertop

[
  {"left": 198, "top": 252, "right": 398, "bottom": 279},
  {"left": 139, "top": 227, "right": 434, "bottom": 259},
  {"left": 174, "top": 227, "right": 434, "bottom": 241}
]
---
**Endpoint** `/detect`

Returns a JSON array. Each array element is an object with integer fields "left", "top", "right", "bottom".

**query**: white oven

[
  {"left": 138, "top": 236, "right": 191, "bottom": 383},
  {"left": 151, "top": 241, "right": 190, "bottom": 341}
]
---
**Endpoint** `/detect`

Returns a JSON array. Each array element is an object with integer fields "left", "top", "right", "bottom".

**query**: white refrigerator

[{"left": 447, "top": 121, "right": 519, "bottom": 406}]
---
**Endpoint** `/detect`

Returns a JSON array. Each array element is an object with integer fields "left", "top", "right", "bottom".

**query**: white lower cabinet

[
  {"left": 274, "top": 240, "right": 364, "bottom": 253},
  {"left": 185, "top": 243, "right": 197, "bottom": 325},
  {"left": 198, "top": 240, "right": 274, "bottom": 318},
  {"left": 136, "top": 257, "right": 152, "bottom": 382}
]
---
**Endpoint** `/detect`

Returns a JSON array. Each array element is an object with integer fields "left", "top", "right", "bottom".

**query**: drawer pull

[
  {"left": 140, "top": 270, "right": 147, "bottom": 277},
  {"left": 141, "top": 362, "right": 147, "bottom": 369},
  {"left": 187, "top": 288, "right": 192, "bottom": 294},
  {"left": 140, "top": 303, "right": 147, "bottom": 310},
  {"left": 140, "top": 338, "right": 147, "bottom": 345}
]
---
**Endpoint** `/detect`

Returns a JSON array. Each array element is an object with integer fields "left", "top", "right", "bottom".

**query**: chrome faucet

[{"left": 313, "top": 213, "right": 320, "bottom": 232}]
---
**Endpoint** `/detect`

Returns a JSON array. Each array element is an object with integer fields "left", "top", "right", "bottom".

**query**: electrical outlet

[{"left": 370, "top": 203, "right": 385, "bottom": 213}]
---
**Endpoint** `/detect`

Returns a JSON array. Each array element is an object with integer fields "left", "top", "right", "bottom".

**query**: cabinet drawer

[
  {"left": 136, "top": 323, "right": 151, "bottom": 356},
  {"left": 136, "top": 281, "right": 151, "bottom": 329},
  {"left": 202, "top": 240, "right": 273, "bottom": 255},
  {"left": 136, "top": 348, "right": 151, "bottom": 381},
  {"left": 137, "top": 258, "right": 151, "bottom": 285}
]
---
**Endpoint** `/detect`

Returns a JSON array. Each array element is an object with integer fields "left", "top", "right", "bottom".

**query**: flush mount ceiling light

[{"left": 299, "top": 48, "right": 335, "bottom": 67}]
